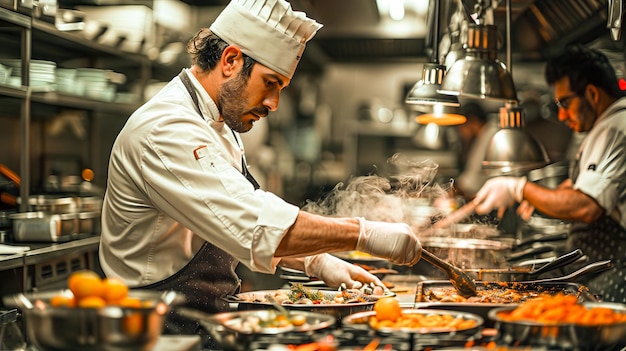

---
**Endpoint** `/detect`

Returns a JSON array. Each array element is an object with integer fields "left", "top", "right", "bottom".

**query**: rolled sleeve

[{"left": 250, "top": 191, "right": 300, "bottom": 272}]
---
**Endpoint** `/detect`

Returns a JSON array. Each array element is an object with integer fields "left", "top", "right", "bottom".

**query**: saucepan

[{"left": 3, "top": 289, "right": 183, "bottom": 351}]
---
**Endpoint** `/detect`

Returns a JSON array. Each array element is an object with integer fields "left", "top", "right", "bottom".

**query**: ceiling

[{"left": 179, "top": 0, "right": 620, "bottom": 71}]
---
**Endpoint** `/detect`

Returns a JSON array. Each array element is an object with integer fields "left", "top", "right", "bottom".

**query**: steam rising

[{"left": 303, "top": 153, "right": 455, "bottom": 233}]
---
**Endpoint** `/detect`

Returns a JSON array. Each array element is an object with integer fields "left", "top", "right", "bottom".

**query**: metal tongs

[{"left": 420, "top": 249, "right": 477, "bottom": 298}]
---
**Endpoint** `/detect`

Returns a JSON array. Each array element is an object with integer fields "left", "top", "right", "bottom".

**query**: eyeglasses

[{"left": 554, "top": 93, "right": 578, "bottom": 110}]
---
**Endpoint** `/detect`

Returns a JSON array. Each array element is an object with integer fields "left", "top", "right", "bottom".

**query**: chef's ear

[
  {"left": 585, "top": 84, "right": 599, "bottom": 104},
  {"left": 221, "top": 45, "right": 244, "bottom": 78}
]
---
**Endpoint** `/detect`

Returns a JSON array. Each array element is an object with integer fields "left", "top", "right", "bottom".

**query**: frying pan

[
  {"left": 414, "top": 260, "right": 611, "bottom": 327},
  {"left": 223, "top": 289, "right": 388, "bottom": 322}
]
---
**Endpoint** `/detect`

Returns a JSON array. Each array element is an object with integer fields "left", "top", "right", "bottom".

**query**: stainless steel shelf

[
  {"left": 0, "top": 6, "right": 30, "bottom": 28},
  {"left": 31, "top": 19, "right": 149, "bottom": 65},
  {"left": 31, "top": 91, "right": 140, "bottom": 114}
]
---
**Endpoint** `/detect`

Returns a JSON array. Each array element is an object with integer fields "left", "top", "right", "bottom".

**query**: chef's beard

[
  {"left": 575, "top": 97, "right": 597, "bottom": 133},
  {"left": 218, "top": 72, "right": 268, "bottom": 133}
]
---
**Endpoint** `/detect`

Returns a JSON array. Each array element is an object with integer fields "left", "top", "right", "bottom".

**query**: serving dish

[
  {"left": 341, "top": 308, "right": 483, "bottom": 336},
  {"left": 488, "top": 302, "right": 626, "bottom": 349},
  {"left": 414, "top": 280, "right": 597, "bottom": 328},
  {"left": 225, "top": 288, "right": 391, "bottom": 322},
  {"left": 179, "top": 308, "right": 335, "bottom": 351},
  {"left": 3, "top": 289, "right": 182, "bottom": 351}
]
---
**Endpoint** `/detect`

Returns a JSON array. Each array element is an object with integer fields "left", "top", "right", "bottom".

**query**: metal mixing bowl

[
  {"left": 179, "top": 308, "right": 336, "bottom": 351},
  {"left": 488, "top": 302, "right": 626, "bottom": 349},
  {"left": 3, "top": 289, "right": 182, "bottom": 351}
]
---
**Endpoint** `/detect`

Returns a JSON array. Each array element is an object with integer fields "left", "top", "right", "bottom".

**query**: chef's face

[
  {"left": 218, "top": 63, "right": 289, "bottom": 133},
  {"left": 553, "top": 76, "right": 597, "bottom": 133}
]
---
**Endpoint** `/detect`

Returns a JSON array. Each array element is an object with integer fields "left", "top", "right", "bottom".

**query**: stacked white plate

[
  {"left": 56, "top": 68, "right": 78, "bottom": 95},
  {"left": 75, "top": 68, "right": 116, "bottom": 101},
  {"left": 0, "top": 64, "right": 12, "bottom": 85},
  {"left": 0, "top": 59, "right": 57, "bottom": 91}
]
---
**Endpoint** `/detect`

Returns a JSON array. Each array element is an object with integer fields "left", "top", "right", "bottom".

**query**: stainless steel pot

[
  {"left": 10, "top": 211, "right": 76, "bottom": 242},
  {"left": 3, "top": 289, "right": 183, "bottom": 351},
  {"left": 18, "top": 195, "right": 77, "bottom": 214},
  {"left": 527, "top": 160, "right": 569, "bottom": 189},
  {"left": 422, "top": 237, "right": 515, "bottom": 268}
]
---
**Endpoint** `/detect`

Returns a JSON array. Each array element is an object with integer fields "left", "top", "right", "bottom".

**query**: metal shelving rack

[{"left": 0, "top": 5, "right": 173, "bottom": 211}]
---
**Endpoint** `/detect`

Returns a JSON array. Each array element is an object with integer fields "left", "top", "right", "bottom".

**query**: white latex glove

[
  {"left": 356, "top": 218, "right": 422, "bottom": 266},
  {"left": 474, "top": 176, "right": 527, "bottom": 218},
  {"left": 304, "top": 253, "right": 386, "bottom": 291}
]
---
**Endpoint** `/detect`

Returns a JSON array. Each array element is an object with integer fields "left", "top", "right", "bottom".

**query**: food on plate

[
  {"left": 366, "top": 297, "right": 478, "bottom": 331},
  {"left": 496, "top": 292, "right": 626, "bottom": 325},
  {"left": 232, "top": 311, "right": 309, "bottom": 333},
  {"left": 420, "top": 282, "right": 587, "bottom": 304},
  {"left": 241, "top": 284, "right": 380, "bottom": 305}
]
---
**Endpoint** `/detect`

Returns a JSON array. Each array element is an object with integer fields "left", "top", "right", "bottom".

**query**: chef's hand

[
  {"left": 474, "top": 176, "right": 527, "bottom": 218},
  {"left": 356, "top": 218, "right": 422, "bottom": 266},
  {"left": 304, "top": 254, "right": 387, "bottom": 292},
  {"left": 517, "top": 200, "right": 535, "bottom": 221}
]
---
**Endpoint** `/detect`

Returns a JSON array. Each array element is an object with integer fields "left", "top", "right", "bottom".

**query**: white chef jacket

[
  {"left": 573, "top": 96, "right": 626, "bottom": 229},
  {"left": 99, "top": 69, "right": 300, "bottom": 286}
]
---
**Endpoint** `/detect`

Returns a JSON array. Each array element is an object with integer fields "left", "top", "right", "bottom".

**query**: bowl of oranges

[{"left": 2, "top": 270, "right": 183, "bottom": 351}]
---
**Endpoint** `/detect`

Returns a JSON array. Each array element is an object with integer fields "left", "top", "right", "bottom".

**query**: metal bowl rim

[
  {"left": 208, "top": 309, "right": 337, "bottom": 335},
  {"left": 341, "top": 308, "right": 484, "bottom": 334}
]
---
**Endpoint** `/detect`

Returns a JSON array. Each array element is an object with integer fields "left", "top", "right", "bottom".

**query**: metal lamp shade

[
  {"left": 483, "top": 104, "right": 550, "bottom": 174},
  {"left": 405, "top": 64, "right": 460, "bottom": 107},
  {"left": 405, "top": 63, "right": 466, "bottom": 125},
  {"left": 438, "top": 56, "right": 518, "bottom": 101},
  {"left": 438, "top": 24, "right": 518, "bottom": 102}
]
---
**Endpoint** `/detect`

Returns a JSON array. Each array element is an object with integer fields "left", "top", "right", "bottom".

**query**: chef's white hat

[{"left": 210, "top": 0, "right": 322, "bottom": 79}]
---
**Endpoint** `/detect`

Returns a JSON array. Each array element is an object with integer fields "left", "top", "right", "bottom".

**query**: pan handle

[
  {"left": 514, "top": 232, "right": 568, "bottom": 249},
  {"left": 528, "top": 249, "right": 583, "bottom": 275},
  {"left": 506, "top": 244, "right": 555, "bottom": 262},
  {"left": 520, "top": 260, "right": 613, "bottom": 284}
]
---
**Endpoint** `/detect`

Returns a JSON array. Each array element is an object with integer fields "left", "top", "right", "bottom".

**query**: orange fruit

[
  {"left": 123, "top": 313, "right": 144, "bottom": 335},
  {"left": 102, "top": 277, "right": 129, "bottom": 303},
  {"left": 77, "top": 296, "right": 107, "bottom": 308},
  {"left": 115, "top": 296, "right": 143, "bottom": 308},
  {"left": 68, "top": 270, "right": 105, "bottom": 300},
  {"left": 373, "top": 297, "right": 403, "bottom": 322},
  {"left": 50, "top": 295, "right": 75, "bottom": 308}
]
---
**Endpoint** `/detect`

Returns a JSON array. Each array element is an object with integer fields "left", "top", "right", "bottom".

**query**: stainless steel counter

[
  {"left": 0, "top": 236, "right": 100, "bottom": 271},
  {"left": 0, "top": 236, "right": 101, "bottom": 299}
]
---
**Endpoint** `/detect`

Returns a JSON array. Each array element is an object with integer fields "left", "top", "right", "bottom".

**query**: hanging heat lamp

[
  {"left": 404, "top": 0, "right": 466, "bottom": 125},
  {"left": 483, "top": 101, "right": 550, "bottom": 174},
  {"left": 438, "top": 0, "right": 517, "bottom": 102}
]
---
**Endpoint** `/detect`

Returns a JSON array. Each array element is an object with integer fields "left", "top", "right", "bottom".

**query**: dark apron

[
  {"left": 138, "top": 70, "right": 261, "bottom": 348},
  {"left": 565, "top": 136, "right": 626, "bottom": 303}
]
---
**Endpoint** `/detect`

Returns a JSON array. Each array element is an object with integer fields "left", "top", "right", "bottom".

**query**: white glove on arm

[
  {"left": 304, "top": 253, "right": 385, "bottom": 292},
  {"left": 355, "top": 218, "right": 422, "bottom": 266},
  {"left": 474, "top": 176, "right": 527, "bottom": 215}
]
